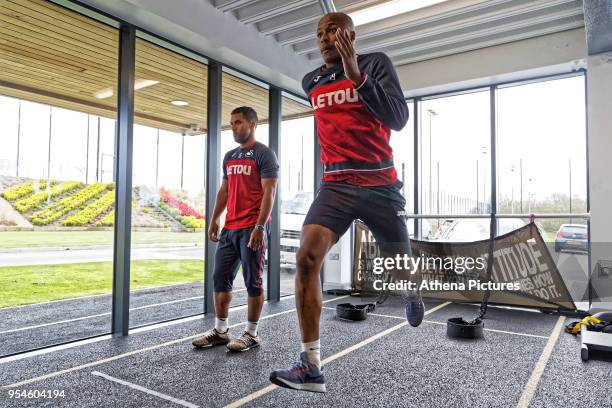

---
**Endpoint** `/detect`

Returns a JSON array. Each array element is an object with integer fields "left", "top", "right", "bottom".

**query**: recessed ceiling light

[
  {"left": 94, "top": 79, "right": 159, "bottom": 99},
  {"left": 134, "top": 79, "right": 159, "bottom": 90},
  {"left": 350, "top": 0, "right": 448, "bottom": 27},
  {"left": 171, "top": 100, "right": 189, "bottom": 106},
  {"left": 94, "top": 87, "right": 114, "bottom": 99}
]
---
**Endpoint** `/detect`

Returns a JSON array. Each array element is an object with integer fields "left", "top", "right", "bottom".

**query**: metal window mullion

[
  {"left": 413, "top": 98, "right": 420, "bottom": 238},
  {"left": 85, "top": 115, "right": 90, "bottom": 183},
  {"left": 180, "top": 134, "right": 185, "bottom": 189},
  {"left": 47, "top": 106, "right": 53, "bottom": 181},
  {"left": 268, "top": 87, "right": 281, "bottom": 302},
  {"left": 583, "top": 71, "right": 592, "bottom": 309},
  {"left": 96, "top": 117, "right": 101, "bottom": 182},
  {"left": 204, "top": 62, "right": 222, "bottom": 315},
  {"left": 155, "top": 129, "right": 159, "bottom": 188},
  {"left": 490, "top": 86, "right": 497, "bottom": 239},
  {"left": 16, "top": 101, "right": 21, "bottom": 177},
  {"left": 111, "top": 23, "right": 135, "bottom": 336}
]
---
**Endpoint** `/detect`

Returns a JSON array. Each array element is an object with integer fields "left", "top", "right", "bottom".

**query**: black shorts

[
  {"left": 213, "top": 225, "right": 269, "bottom": 297},
  {"left": 303, "top": 181, "right": 410, "bottom": 253}
]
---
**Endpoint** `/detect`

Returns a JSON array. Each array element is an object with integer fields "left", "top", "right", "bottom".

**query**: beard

[{"left": 233, "top": 132, "right": 249, "bottom": 144}]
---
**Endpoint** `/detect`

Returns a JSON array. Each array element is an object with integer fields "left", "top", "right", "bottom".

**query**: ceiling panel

[
  {"left": 209, "top": 0, "right": 585, "bottom": 66},
  {"left": 0, "top": 0, "right": 313, "bottom": 138}
]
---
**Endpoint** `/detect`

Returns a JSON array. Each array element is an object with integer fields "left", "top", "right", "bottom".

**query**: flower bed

[
  {"left": 61, "top": 189, "right": 115, "bottom": 226},
  {"left": 31, "top": 183, "right": 110, "bottom": 226},
  {"left": 181, "top": 215, "right": 204, "bottom": 229},
  {"left": 14, "top": 181, "right": 82, "bottom": 213},
  {"left": 159, "top": 189, "right": 204, "bottom": 229},
  {"left": 1, "top": 180, "right": 57, "bottom": 202},
  {"left": 160, "top": 189, "right": 204, "bottom": 219},
  {"left": 96, "top": 210, "right": 114, "bottom": 227}
]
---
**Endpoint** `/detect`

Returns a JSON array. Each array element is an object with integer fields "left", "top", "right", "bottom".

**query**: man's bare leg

[
  {"left": 247, "top": 291, "right": 265, "bottom": 323},
  {"left": 225, "top": 291, "right": 265, "bottom": 351},
  {"left": 268, "top": 224, "right": 336, "bottom": 392},
  {"left": 191, "top": 291, "right": 233, "bottom": 347},
  {"left": 214, "top": 291, "right": 232, "bottom": 319},
  {"left": 295, "top": 224, "right": 337, "bottom": 342}
]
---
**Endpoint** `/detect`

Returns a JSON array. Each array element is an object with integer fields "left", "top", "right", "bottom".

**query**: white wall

[
  {"left": 586, "top": 52, "right": 612, "bottom": 312},
  {"left": 396, "top": 28, "right": 587, "bottom": 97}
]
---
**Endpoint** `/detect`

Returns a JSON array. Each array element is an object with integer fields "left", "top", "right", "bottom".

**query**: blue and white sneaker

[
  {"left": 403, "top": 290, "right": 425, "bottom": 327},
  {"left": 269, "top": 352, "right": 326, "bottom": 393}
]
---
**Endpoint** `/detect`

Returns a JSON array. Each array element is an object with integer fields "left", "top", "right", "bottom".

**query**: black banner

[{"left": 353, "top": 221, "right": 576, "bottom": 311}]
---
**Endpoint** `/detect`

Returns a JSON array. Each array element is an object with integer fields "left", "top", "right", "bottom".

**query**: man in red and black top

[
  {"left": 270, "top": 13, "right": 423, "bottom": 393},
  {"left": 193, "top": 107, "right": 278, "bottom": 352}
]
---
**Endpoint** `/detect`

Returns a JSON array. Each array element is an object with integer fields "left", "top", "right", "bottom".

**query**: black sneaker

[
  {"left": 192, "top": 328, "right": 229, "bottom": 348},
  {"left": 403, "top": 290, "right": 425, "bottom": 327}
]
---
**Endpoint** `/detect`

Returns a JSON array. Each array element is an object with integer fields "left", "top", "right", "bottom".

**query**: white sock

[
  {"left": 215, "top": 317, "right": 228, "bottom": 333},
  {"left": 246, "top": 321, "right": 258, "bottom": 337},
  {"left": 301, "top": 339, "right": 321, "bottom": 368}
]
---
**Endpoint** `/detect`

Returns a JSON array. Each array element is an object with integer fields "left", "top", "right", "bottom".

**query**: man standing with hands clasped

[{"left": 269, "top": 13, "right": 422, "bottom": 393}]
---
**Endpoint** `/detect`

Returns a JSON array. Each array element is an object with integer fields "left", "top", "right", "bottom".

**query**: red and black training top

[
  {"left": 223, "top": 142, "right": 279, "bottom": 230},
  {"left": 302, "top": 52, "right": 409, "bottom": 186}
]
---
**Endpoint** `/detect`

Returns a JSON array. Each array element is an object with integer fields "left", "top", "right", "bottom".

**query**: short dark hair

[
  {"left": 318, "top": 12, "right": 355, "bottom": 32},
  {"left": 231, "top": 106, "right": 258, "bottom": 123}
]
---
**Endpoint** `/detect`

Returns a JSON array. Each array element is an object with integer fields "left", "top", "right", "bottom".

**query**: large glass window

[
  {"left": 0, "top": 0, "right": 118, "bottom": 356},
  {"left": 419, "top": 91, "right": 491, "bottom": 240},
  {"left": 496, "top": 75, "right": 588, "bottom": 308},
  {"left": 496, "top": 76, "right": 587, "bottom": 218},
  {"left": 0, "top": 96, "right": 19, "bottom": 176},
  {"left": 279, "top": 95, "right": 314, "bottom": 297},
  {"left": 390, "top": 101, "right": 415, "bottom": 236},
  {"left": 129, "top": 36, "right": 208, "bottom": 328}
]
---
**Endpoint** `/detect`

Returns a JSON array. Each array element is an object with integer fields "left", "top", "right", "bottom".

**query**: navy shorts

[
  {"left": 213, "top": 225, "right": 269, "bottom": 297},
  {"left": 303, "top": 181, "right": 410, "bottom": 255}
]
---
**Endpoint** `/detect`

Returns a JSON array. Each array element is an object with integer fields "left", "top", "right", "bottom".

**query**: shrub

[
  {"left": 2, "top": 180, "right": 57, "bottom": 202},
  {"left": 31, "top": 183, "right": 108, "bottom": 226},
  {"left": 181, "top": 215, "right": 204, "bottom": 229},
  {"left": 61, "top": 190, "right": 115, "bottom": 226},
  {"left": 96, "top": 210, "right": 114, "bottom": 227},
  {"left": 14, "top": 181, "right": 82, "bottom": 213}
]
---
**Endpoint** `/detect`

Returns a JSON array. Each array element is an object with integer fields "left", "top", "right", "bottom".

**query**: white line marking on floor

[
  {"left": 0, "top": 281, "right": 205, "bottom": 310},
  {"left": 91, "top": 371, "right": 199, "bottom": 408},
  {"left": 0, "top": 294, "right": 292, "bottom": 365},
  {"left": 0, "top": 290, "right": 249, "bottom": 335},
  {"left": 516, "top": 315, "right": 565, "bottom": 408},
  {"left": 1, "top": 295, "right": 349, "bottom": 389},
  {"left": 480, "top": 327, "right": 549, "bottom": 339},
  {"left": 0, "top": 291, "right": 246, "bottom": 335},
  {"left": 323, "top": 307, "right": 551, "bottom": 340},
  {"left": 224, "top": 301, "right": 451, "bottom": 408},
  {"left": 0, "top": 313, "right": 110, "bottom": 335}
]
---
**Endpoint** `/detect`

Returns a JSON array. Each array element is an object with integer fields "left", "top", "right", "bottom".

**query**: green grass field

[
  {"left": 0, "top": 259, "right": 204, "bottom": 308},
  {"left": 0, "top": 231, "right": 204, "bottom": 249}
]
